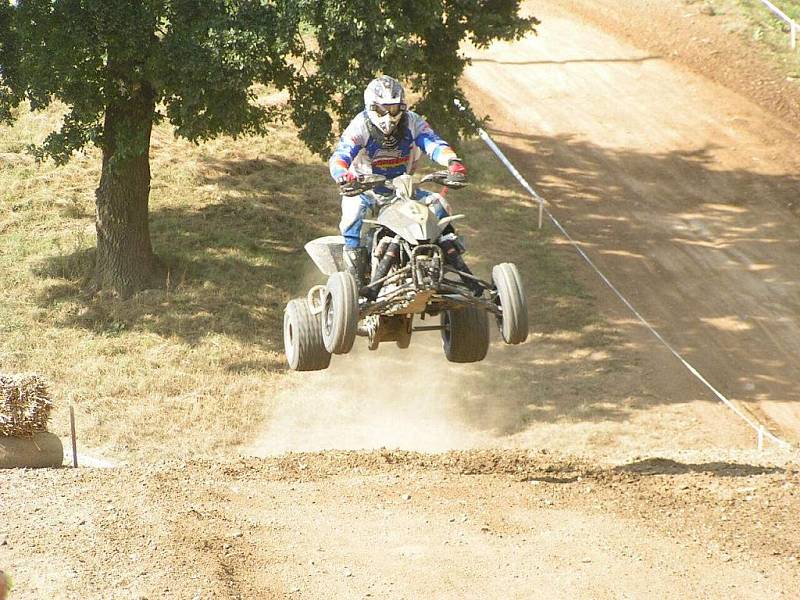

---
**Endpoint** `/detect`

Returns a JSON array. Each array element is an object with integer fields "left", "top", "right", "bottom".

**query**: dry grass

[
  {"left": 0, "top": 101, "right": 600, "bottom": 462},
  {"left": 720, "top": 0, "right": 800, "bottom": 80},
  {"left": 1, "top": 103, "right": 336, "bottom": 460}
]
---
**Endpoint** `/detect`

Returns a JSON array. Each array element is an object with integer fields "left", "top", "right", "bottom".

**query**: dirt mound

[{"left": 253, "top": 448, "right": 593, "bottom": 482}]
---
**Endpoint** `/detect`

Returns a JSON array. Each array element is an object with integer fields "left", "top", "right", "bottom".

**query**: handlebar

[
  {"left": 338, "top": 170, "right": 469, "bottom": 197},
  {"left": 420, "top": 170, "right": 469, "bottom": 189},
  {"left": 339, "top": 174, "right": 387, "bottom": 197}
]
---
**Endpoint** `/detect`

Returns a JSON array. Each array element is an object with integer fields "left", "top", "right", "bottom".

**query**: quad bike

[{"left": 283, "top": 171, "right": 528, "bottom": 371}]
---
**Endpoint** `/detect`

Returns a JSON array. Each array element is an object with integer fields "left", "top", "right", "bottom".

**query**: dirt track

[
  {"left": 466, "top": 0, "right": 800, "bottom": 441},
  {"left": 2, "top": 452, "right": 799, "bottom": 598},
  {"left": 3, "top": 1, "right": 800, "bottom": 598}
]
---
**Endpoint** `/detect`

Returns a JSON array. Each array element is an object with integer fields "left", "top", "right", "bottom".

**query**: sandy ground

[{"left": 3, "top": 1, "right": 800, "bottom": 598}]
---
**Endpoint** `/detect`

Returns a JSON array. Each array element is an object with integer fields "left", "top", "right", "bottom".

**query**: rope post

[
  {"left": 452, "top": 97, "right": 547, "bottom": 231},
  {"left": 69, "top": 404, "right": 78, "bottom": 468},
  {"left": 757, "top": 425, "right": 765, "bottom": 451}
]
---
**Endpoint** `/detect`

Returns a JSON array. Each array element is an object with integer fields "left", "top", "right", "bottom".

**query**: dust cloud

[{"left": 247, "top": 333, "right": 507, "bottom": 456}]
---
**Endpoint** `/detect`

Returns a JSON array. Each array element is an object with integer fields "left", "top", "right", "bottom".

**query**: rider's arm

[
  {"left": 409, "top": 112, "right": 460, "bottom": 167},
  {"left": 328, "top": 115, "right": 367, "bottom": 181}
]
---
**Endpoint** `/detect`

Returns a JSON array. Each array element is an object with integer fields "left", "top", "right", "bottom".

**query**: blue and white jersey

[{"left": 329, "top": 110, "right": 459, "bottom": 182}]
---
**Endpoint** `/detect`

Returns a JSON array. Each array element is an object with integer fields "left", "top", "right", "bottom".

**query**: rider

[{"left": 328, "top": 75, "right": 477, "bottom": 295}]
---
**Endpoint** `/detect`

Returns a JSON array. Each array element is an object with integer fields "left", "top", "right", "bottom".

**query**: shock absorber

[{"left": 361, "top": 236, "right": 401, "bottom": 301}]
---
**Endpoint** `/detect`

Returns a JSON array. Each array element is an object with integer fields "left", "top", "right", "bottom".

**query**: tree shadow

[
  {"left": 422, "top": 130, "right": 800, "bottom": 438},
  {"left": 33, "top": 156, "right": 336, "bottom": 353},
  {"left": 33, "top": 247, "right": 96, "bottom": 283}
]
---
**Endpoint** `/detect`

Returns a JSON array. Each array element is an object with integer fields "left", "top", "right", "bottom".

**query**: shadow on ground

[
  {"left": 616, "top": 458, "right": 784, "bottom": 477},
  {"left": 461, "top": 128, "right": 800, "bottom": 417},
  {"left": 470, "top": 55, "right": 661, "bottom": 66},
  {"left": 407, "top": 130, "right": 800, "bottom": 438},
  {"left": 33, "top": 157, "right": 335, "bottom": 352}
]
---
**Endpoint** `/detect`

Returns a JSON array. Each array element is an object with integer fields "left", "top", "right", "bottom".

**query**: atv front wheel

[
  {"left": 284, "top": 298, "right": 331, "bottom": 371},
  {"left": 441, "top": 307, "right": 489, "bottom": 363},
  {"left": 322, "top": 271, "right": 359, "bottom": 354},
  {"left": 492, "top": 262, "right": 529, "bottom": 344}
]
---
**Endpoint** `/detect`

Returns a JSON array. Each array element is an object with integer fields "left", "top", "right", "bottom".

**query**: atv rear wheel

[
  {"left": 441, "top": 306, "right": 489, "bottom": 363},
  {"left": 492, "top": 262, "right": 529, "bottom": 345},
  {"left": 322, "top": 271, "right": 359, "bottom": 354},
  {"left": 284, "top": 298, "right": 331, "bottom": 371}
]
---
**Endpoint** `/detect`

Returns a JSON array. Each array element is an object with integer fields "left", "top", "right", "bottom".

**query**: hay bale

[{"left": 0, "top": 373, "right": 54, "bottom": 437}]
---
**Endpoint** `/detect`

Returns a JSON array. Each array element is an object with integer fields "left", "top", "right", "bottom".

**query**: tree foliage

[
  {"left": 1, "top": 0, "right": 536, "bottom": 161},
  {"left": 1, "top": 0, "right": 304, "bottom": 163}
]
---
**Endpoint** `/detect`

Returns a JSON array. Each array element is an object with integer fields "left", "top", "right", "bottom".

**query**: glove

[
  {"left": 448, "top": 159, "right": 467, "bottom": 179},
  {"left": 336, "top": 172, "right": 357, "bottom": 186}
]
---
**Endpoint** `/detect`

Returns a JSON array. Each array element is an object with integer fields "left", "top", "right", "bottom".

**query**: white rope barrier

[
  {"left": 458, "top": 101, "right": 792, "bottom": 450},
  {"left": 758, "top": 0, "right": 798, "bottom": 50}
]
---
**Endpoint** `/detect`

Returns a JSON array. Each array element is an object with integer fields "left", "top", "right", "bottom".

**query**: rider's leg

[
  {"left": 439, "top": 234, "right": 483, "bottom": 296},
  {"left": 339, "top": 194, "right": 374, "bottom": 287},
  {"left": 416, "top": 190, "right": 482, "bottom": 296}
]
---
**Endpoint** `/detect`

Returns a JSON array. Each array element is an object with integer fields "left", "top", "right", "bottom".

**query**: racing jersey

[{"left": 329, "top": 110, "right": 459, "bottom": 182}]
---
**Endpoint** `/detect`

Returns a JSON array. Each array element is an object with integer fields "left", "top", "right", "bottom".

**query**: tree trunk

[{"left": 94, "top": 83, "right": 165, "bottom": 298}]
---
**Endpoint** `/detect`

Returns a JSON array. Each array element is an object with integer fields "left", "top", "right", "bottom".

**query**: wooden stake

[{"left": 69, "top": 404, "right": 78, "bottom": 468}]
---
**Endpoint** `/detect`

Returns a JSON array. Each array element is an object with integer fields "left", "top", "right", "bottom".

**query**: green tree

[{"left": 0, "top": 0, "right": 535, "bottom": 297}]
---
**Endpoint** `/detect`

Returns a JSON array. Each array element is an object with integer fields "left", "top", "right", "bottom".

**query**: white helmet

[{"left": 364, "top": 75, "right": 407, "bottom": 135}]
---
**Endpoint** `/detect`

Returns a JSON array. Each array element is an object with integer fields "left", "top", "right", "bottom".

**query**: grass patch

[
  {"left": 0, "top": 102, "right": 604, "bottom": 461},
  {"left": 716, "top": 0, "right": 800, "bottom": 82}
]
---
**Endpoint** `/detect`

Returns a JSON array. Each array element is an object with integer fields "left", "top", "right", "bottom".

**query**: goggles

[{"left": 370, "top": 103, "right": 406, "bottom": 117}]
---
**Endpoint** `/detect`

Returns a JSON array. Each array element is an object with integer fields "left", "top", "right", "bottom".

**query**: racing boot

[
  {"left": 440, "top": 233, "right": 483, "bottom": 296},
  {"left": 343, "top": 246, "right": 369, "bottom": 290}
]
